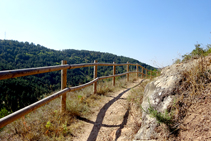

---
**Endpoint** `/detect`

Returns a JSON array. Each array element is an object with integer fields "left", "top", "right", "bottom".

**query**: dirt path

[{"left": 73, "top": 79, "right": 144, "bottom": 141}]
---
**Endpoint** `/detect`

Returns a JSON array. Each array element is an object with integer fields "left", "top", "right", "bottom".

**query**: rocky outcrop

[{"left": 133, "top": 61, "right": 198, "bottom": 140}]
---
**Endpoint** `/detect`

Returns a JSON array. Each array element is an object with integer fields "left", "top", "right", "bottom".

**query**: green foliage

[
  {"left": 190, "top": 44, "right": 205, "bottom": 57},
  {"left": 62, "top": 121, "right": 68, "bottom": 134},
  {"left": 45, "top": 121, "right": 52, "bottom": 129},
  {"left": 146, "top": 99, "right": 172, "bottom": 125},
  {"left": 173, "top": 58, "right": 181, "bottom": 64},
  {"left": 0, "top": 107, "right": 11, "bottom": 131},
  {"left": 182, "top": 44, "right": 211, "bottom": 62},
  {"left": 204, "top": 44, "right": 211, "bottom": 56},
  {"left": 0, "top": 107, "right": 11, "bottom": 118},
  {"left": 148, "top": 106, "right": 172, "bottom": 124},
  {"left": 150, "top": 69, "right": 159, "bottom": 77}
]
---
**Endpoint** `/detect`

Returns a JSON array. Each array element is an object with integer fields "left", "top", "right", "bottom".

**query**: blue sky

[{"left": 0, "top": 0, "right": 211, "bottom": 67}]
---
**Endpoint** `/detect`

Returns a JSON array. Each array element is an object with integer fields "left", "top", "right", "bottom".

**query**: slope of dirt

[
  {"left": 72, "top": 79, "right": 144, "bottom": 141},
  {"left": 175, "top": 83, "right": 211, "bottom": 141}
]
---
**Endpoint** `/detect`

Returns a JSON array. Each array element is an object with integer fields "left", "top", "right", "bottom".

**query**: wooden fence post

[
  {"left": 136, "top": 63, "right": 138, "bottom": 79},
  {"left": 141, "top": 67, "right": 143, "bottom": 78},
  {"left": 61, "top": 60, "right": 67, "bottom": 112},
  {"left": 127, "top": 62, "right": 129, "bottom": 82},
  {"left": 146, "top": 69, "right": 147, "bottom": 78},
  {"left": 150, "top": 71, "right": 152, "bottom": 79},
  {"left": 93, "top": 60, "right": 98, "bottom": 94},
  {"left": 113, "top": 62, "right": 116, "bottom": 86}
]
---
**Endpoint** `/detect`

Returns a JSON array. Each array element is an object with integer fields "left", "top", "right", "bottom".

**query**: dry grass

[
  {"left": 157, "top": 56, "right": 211, "bottom": 140},
  {"left": 127, "top": 80, "right": 149, "bottom": 109},
  {"left": 127, "top": 79, "right": 150, "bottom": 135},
  {"left": 174, "top": 57, "right": 211, "bottom": 120},
  {"left": 0, "top": 74, "right": 144, "bottom": 140}
]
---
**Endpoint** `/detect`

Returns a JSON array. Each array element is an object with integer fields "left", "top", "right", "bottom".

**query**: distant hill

[{"left": 0, "top": 39, "right": 156, "bottom": 112}]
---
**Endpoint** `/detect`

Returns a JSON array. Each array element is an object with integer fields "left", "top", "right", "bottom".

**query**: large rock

[{"left": 133, "top": 61, "right": 196, "bottom": 140}]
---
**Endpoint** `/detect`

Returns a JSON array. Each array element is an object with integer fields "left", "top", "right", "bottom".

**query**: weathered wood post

[
  {"left": 150, "top": 71, "right": 152, "bottom": 79},
  {"left": 141, "top": 67, "right": 143, "bottom": 78},
  {"left": 136, "top": 63, "right": 138, "bottom": 79},
  {"left": 146, "top": 69, "right": 148, "bottom": 78},
  {"left": 61, "top": 60, "right": 67, "bottom": 112},
  {"left": 93, "top": 60, "right": 98, "bottom": 94},
  {"left": 113, "top": 62, "right": 116, "bottom": 86},
  {"left": 127, "top": 62, "right": 129, "bottom": 82}
]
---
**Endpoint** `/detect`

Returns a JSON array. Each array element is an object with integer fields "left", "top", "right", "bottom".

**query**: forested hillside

[{"left": 0, "top": 39, "right": 155, "bottom": 113}]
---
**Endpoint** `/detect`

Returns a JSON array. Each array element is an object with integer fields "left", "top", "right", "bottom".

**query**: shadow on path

[
  {"left": 114, "top": 107, "right": 130, "bottom": 141},
  {"left": 77, "top": 79, "right": 145, "bottom": 141},
  {"left": 104, "top": 95, "right": 127, "bottom": 100}
]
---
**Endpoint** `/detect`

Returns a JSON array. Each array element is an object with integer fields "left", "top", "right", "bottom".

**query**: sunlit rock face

[{"left": 133, "top": 62, "right": 195, "bottom": 140}]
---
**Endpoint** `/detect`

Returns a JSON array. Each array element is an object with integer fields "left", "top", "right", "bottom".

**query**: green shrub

[
  {"left": 174, "top": 59, "right": 181, "bottom": 64},
  {"left": 143, "top": 99, "right": 172, "bottom": 125},
  {"left": 0, "top": 107, "right": 11, "bottom": 118},
  {"left": 182, "top": 44, "right": 211, "bottom": 62},
  {"left": 148, "top": 105, "right": 172, "bottom": 124}
]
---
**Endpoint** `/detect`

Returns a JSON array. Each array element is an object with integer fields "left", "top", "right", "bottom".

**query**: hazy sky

[{"left": 0, "top": 0, "right": 211, "bottom": 67}]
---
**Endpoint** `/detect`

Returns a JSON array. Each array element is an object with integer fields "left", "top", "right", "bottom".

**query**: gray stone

[{"left": 133, "top": 62, "right": 189, "bottom": 140}]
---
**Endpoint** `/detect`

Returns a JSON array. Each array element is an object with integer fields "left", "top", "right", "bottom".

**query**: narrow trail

[{"left": 73, "top": 79, "right": 144, "bottom": 141}]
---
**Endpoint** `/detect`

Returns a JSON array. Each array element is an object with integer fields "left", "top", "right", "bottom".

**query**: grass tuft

[
  {"left": 147, "top": 102, "right": 172, "bottom": 125},
  {"left": 96, "top": 80, "right": 114, "bottom": 95}
]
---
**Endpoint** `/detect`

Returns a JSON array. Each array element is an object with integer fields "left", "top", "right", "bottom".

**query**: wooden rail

[{"left": 0, "top": 60, "right": 158, "bottom": 128}]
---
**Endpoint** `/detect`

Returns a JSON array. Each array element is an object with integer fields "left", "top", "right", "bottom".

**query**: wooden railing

[{"left": 0, "top": 60, "right": 159, "bottom": 128}]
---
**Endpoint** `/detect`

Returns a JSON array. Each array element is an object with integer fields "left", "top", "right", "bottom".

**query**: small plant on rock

[
  {"left": 148, "top": 105, "right": 172, "bottom": 125},
  {"left": 144, "top": 99, "right": 173, "bottom": 126}
]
